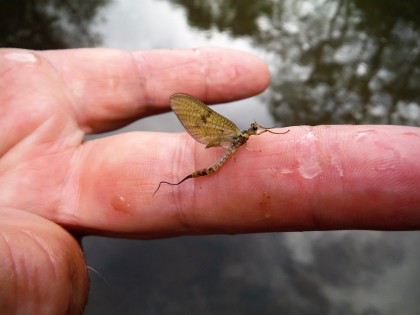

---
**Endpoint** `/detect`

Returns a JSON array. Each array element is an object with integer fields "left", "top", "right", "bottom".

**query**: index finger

[{"left": 57, "top": 125, "right": 420, "bottom": 237}]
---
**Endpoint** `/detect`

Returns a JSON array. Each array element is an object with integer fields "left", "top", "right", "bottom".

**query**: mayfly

[{"left": 153, "top": 93, "right": 289, "bottom": 195}]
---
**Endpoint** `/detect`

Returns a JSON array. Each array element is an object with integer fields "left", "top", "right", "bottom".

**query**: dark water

[{"left": 2, "top": 0, "right": 420, "bottom": 314}]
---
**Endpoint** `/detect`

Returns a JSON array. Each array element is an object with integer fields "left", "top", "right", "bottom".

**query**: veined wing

[{"left": 170, "top": 93, "right": 242, "bottom": 148}]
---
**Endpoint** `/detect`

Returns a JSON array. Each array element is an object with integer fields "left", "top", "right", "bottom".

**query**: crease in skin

[
  {"left": 20, "top": 228, "right": 58, "bottom": 277},
  {"left": 0, "top": 232, "right": 18, "bottom": 314},
  {"left": 4, "top": 52, "right": 38, "bottom": 63},
  {"left": 130, "top": 51, "right": 151, "bottom": 106},
  {"left": 296, "top": 130, "right": 322, "bottom": 179},
  {"left": 57, "top": 146, "right": 84, "bottom": 224},
  {"left": 2, "top": 228, "right": 55, "bottom": 313},
  {"left": 402, "top": 131, "right": 420, "bottom": 139}
]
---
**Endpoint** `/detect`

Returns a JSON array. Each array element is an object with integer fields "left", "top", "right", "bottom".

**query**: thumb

[{"left": 0, "top": 207, "right": 88, "bottom": 314}]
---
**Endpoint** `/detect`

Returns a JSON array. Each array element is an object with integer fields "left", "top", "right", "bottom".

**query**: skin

[{"left": 0, "top": 47, "right": 419, "bottom": 313}]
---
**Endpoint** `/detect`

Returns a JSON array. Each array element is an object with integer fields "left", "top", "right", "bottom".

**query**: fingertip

[{"left": 197, "top": 47, "right": 270, "bottom": 102}]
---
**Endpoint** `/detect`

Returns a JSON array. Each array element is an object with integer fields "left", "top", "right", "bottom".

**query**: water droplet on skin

[
  {"left": 5, "top": 52, "right": 37, "bottom": 63},
  {"left": 355, "top": 129, "right": 401, "bottom": 160},
  {"left": 355, "top": 129, "right": 377, "bottom": 141},
  {"left": 280, "top": 168, "right": 294, "bottom": 174},
  {"left": 297, "top": 131, "right": 322, "bottom": 179},
  {"left": 330, "top": 142, "right": 344, "bottom": 177},
  {"left": 111, "top": 194, "right": 131, "bottom": 212}
]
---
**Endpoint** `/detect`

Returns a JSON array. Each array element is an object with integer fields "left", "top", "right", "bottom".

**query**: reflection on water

[
  {"left": 1, "top": 0, "right": 420, "bottom": 314},
  {"left": 3, "top": 0, "right": 418, "bottom": 126},
  {"left": 84, "top": 232, "right": 420, "bottom": 314},
  {"left": 0, "top": 0, "right": 109, "bottom": 49},
  {"left": 170, "top": 0, "right": 420, "bottom": 126}
]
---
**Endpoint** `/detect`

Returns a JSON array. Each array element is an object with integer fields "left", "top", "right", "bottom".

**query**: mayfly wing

[
  {"left": 170, "top": 93, "right": 242, "bottom": 148},
  {"left": 154, "top": 93, "right": 290, "bottom": 195}
]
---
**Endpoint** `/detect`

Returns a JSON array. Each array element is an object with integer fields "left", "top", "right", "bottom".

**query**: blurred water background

[{"left": 1, "top": 1, "right": 420, "bottom": 314}]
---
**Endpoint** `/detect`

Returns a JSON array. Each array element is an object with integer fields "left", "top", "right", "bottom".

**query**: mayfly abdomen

[{"left": 153, "top": 93, "right": 289, "bottom": 195}]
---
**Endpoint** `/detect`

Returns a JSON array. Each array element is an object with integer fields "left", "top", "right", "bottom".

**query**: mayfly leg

[
  {"left": 153, "top": 145, "right": 238, "bottom": 195},
  {"left": 153, "top": 94, "right": 290, "bottom": 196},
  {"left": 153, "top": 174, "right": 193, "bottom": 196}
]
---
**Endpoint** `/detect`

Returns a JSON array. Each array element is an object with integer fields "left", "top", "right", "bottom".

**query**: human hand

[
  {"left": 1, "top": 47, "right": 419, "bottom": 313},
  {"left": 0, "top": 47, "right": 270, "bottom": 313}
]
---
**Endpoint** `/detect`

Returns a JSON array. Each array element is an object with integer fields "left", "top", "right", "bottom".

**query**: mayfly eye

[{"left": 153, "top": 93, "right": 289, "bottom": 195}]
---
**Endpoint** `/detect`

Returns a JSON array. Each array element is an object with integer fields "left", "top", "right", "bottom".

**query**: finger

[
  {"left": 52, "top": 125, "right": 420, "bottom": 237},
  {"left": 0, "top": 207, "right": 88, "bottom": 313},
  {"left": 42, "top": 48, "right": 270, "bottom": 133}
]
